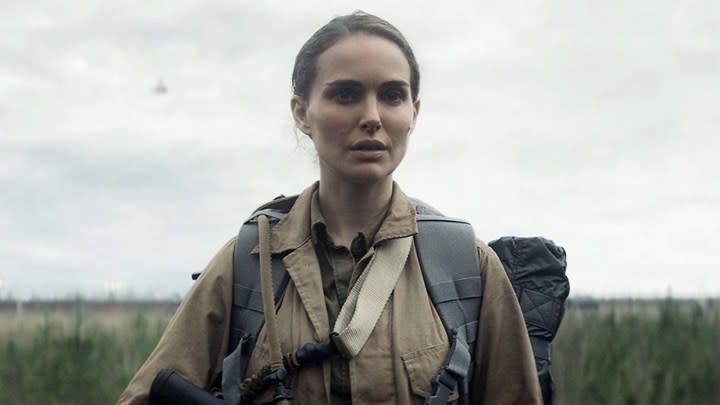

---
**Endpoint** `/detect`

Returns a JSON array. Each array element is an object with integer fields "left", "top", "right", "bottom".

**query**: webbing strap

[
  {"left": 414, "top": 215, "right": 482, "bottom": 341},
  {"left": 425, "top": 334, "right": 471, "bottom": 405},
  {"left": 332, "top": 236, "right": 413, "bottom": 358},
  {"left": 224, "top": 212, "right": 289, "bottom": 405},
  {"left": 414, "top": 214, "right": 482, "bottom": 405},
  {"left": 530, "top": 336, "right": 552, "bottom": 364},
  {"left": 228, "top": 212, "right": 289, "bottom": 351}
]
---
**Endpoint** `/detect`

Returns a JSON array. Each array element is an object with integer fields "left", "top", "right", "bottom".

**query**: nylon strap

[{"left": 331, "top": 236, "right": 413, "bottom": 359}]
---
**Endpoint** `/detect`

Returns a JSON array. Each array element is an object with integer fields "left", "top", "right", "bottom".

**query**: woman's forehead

[{"left": 313, "top": 34, "right": 411, "bottom": 87}]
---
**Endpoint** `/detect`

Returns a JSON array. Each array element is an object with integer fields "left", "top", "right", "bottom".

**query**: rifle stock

[{"left": 149, "top": 368, "right": 224, "bottom": 405}]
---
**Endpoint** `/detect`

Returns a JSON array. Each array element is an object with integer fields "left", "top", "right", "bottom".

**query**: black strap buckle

[
  {"left": 262, "top": 368, "right": 294, "bottom": 402},
  {"left": 425, "top": 366, "right": 458, "bottom": 405}
]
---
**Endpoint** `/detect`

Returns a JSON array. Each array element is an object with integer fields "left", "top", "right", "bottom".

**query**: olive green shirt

[{"left": 309, "top": 190, "right": 386, "bottom": 404}]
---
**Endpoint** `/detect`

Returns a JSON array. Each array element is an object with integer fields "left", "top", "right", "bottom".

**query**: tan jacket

[{"left": 117, "top": 183, "right": 541, "bottom": 404}]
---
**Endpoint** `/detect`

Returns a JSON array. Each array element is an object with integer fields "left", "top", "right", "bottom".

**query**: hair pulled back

[{"left": 292, "top": 11, "right": 420, "bottom": 101}]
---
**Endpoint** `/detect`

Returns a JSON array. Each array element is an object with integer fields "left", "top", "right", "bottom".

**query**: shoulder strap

[
  {"left": 412, "top": 201, "right": 482, "bottom": 405},
  {"left": 222, "top": 210, "right": 290, "bottom": 405},
  {"left": 228, "top": 210, "right": 289, "bottom": 350},
  {"left": 414, "top": 213, "right": 482, "bottom": 347}
]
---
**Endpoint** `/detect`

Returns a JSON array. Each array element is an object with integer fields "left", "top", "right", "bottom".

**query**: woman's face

[{"left": 292, "top": 34, "right": 420, "bottom": 185}]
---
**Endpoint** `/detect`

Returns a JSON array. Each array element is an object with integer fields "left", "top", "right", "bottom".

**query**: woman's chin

[
  {"left": 320, "top": 158, "right": 400, "bottom": 186},
  {"left": 341, "top": 167, "right": 394, "bottom": 186}
]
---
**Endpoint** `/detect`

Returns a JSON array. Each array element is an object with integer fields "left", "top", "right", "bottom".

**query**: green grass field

[
  {"left": 0, "top": 299, "right": 718, "bottom": 404},
  {"left": 553, "top": 299, "right": 720, "bottom": 405}
]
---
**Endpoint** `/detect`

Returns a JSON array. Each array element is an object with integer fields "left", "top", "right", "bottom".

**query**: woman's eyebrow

[
  {"left": 324, "top": 79, "right": 410, "bottom": 87},
  {"left": 324, "top": 79, "right": 363, "bottom": 86},
  {"left": 380, "top": 80, "right": 410, "bottom": 88}
]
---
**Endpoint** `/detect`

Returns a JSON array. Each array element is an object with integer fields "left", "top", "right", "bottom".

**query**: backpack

[{"left": 218, "top": 195, "right": 569, "bottom": 405}]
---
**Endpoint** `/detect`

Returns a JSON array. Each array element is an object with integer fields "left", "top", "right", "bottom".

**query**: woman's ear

[
  {"left": 413, "top": 98, "right": 421, "bottom": 123},
  {"left": 409, "top": 98, "right": 421, "bottom": 134},
  {"left": 291, "top": 96, "right": 312, "bottom": 136}
]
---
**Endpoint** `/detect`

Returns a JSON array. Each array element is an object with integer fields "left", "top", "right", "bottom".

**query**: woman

[{"left": 118, "top": 11, "right": 541, "bottom": 405}]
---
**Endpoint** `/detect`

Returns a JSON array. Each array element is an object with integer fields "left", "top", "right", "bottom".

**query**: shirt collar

[
  {"left": 309, "top": 189, "right": 386, "bottom": 249},
  {"left": 260, "top": 181, "right": 418, "bottom": 254}
]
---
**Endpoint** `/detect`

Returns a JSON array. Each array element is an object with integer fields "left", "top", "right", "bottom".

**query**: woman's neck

[{"left": 317, "top": 175, "right": 393, "bottom": 248}]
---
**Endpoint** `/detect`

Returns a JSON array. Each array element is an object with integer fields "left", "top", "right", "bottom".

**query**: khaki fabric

[{"left": 117, "top": 182, "right": 542, "bottom": 405}]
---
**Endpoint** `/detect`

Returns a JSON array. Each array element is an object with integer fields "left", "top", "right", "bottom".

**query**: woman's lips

[
  {"left": 350, "top": 139, "right": 386, "bottom": 151},
  {"left": 349, "top": 139, "right": 387, "bottom": 160},
  {"left": 350, "top": 149, "right": 386, "bottom": 159}
]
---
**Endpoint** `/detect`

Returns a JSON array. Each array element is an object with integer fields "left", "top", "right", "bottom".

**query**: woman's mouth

[
  {"left": 350, "top": 139, "right": 387, "bottom": 151},
  {"left": 350, "top": 139, "right": 387, "bottom": 160}
]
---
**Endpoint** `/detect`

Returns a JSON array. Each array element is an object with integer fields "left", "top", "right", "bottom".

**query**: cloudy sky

[{"left": 1, "top": 0, "right": 718, "bottom": 299}]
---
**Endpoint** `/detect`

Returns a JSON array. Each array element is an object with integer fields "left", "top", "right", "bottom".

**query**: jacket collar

[{"left": 261, "top": 181, "right": 418, "bottom": 255}]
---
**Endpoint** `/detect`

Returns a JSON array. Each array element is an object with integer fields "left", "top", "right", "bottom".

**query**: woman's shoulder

[
  {"left": 474, "top": 238, "right": 501, "bottom": 271},
  {"left": 474, "top": 238, "right": 516, "bottom": 300},
  {"left": 191, "top": 237, "right": 237, "bottom": 286}
]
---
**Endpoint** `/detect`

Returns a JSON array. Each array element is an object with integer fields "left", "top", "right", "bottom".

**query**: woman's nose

[{"left": 359, "top": 97, "right": 382, "bottom": 133}]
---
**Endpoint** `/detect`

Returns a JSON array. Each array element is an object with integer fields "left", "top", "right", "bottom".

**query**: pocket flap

[{"left": 401, "top": 343, "right": 460, "bottom": 401}]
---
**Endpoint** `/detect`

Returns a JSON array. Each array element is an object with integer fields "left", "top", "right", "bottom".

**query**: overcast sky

[{"left": 1, "top": 0, "right": 718, "bottom": 299}]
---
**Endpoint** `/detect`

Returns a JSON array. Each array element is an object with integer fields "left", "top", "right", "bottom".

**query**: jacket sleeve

[
  {"left": 470, "top": 240, "right": 542, "bottom": 405},
  {"left": 116, "top": 238, "right": 236, "bottom": 405}
]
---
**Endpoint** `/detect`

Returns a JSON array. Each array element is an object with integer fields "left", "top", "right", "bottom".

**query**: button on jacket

[{"left": 117, "top": 183, "right": 542, "bottom": 404}]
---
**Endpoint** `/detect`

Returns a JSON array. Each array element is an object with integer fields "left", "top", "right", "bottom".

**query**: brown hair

[{"left": 292, "top": 11, "right": 420, "bottom": 101}]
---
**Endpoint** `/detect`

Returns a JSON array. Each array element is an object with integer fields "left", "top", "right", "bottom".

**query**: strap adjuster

[
  {"left": 425, "top": 367, "right": 458, "bottom": 404},
  {"left": 262, "top": 368, "right": 294, "bottom": 402}
]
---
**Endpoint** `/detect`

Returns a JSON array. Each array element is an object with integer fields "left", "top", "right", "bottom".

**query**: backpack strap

[
  {"left": 413, "top": 200, "right": 482, "bottom": 405},
  {"left": 222, "top": 209, "right": 290, "bottom": 405}
]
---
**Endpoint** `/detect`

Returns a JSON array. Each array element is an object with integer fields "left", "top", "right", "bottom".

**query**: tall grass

[
  {"left": 0, "top": 302, "right": 167, "bottom": 404},
  {"left": 553, "top": 299, "right": 720, "bottom": 405},
  {"left": 0, "top": 299, "right": 718, "bottom": 404}
]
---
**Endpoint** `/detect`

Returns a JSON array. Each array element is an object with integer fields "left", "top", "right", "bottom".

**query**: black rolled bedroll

[{"left": 489, "top": 236, "right": 570, "bottom": 405}]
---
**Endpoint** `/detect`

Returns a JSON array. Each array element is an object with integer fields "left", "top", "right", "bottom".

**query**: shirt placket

[{"left": 324, "top": 234, "right": 375, "bottom": 404}]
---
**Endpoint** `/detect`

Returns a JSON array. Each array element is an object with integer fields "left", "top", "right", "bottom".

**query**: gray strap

[
  {"left": 414, "top": 215, "right": 482, "bottom": 343},
  {"left": 414, "top": 212, "right": 482, "bottom": 405},
  {"left": 426, "top": 276, "right": 482, "bottom": 305},
  {"left": 425, "top": 334, "right": 471, "bottom": 405},
  {"left": 530, "top": 336, "right": 552, "bottom": 364},
  {"left": 247, "top": 209, "right": 286, "bottom": 222},
  {"left": 222, "top": 335, "right": 250, "bottom": 405},
  {"left": 228, "top": 214, "right": 289, "bottom": 350}
]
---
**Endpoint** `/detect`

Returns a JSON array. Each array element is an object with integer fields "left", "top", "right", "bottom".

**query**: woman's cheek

[{"left": 312, "top": 106, "right": 345, "bottom": 129}]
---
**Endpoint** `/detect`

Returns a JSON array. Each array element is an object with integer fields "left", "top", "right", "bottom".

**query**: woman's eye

[
  {"left": 333, "top": 88, "right": 359, "bottom": 104},
  {"left": 382, "top": 89, "right": 406, "bottom": 104}
]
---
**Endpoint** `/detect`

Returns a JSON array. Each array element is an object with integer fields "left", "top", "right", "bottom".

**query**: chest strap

[{"left": 332, "top": 235, "right": 413, "bottom": 358}]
